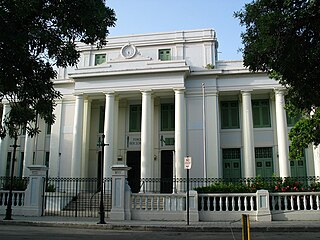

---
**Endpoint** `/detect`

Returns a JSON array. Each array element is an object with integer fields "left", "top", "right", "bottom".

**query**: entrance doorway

[
  {"left": 161, "top": 150, "right": 173, "bottom": 193},
  {"left": 127, "top": 151, "right": 141, "bottom": 193}
]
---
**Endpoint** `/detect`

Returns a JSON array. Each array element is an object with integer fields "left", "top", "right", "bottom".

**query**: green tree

[
  {"left": 235, "top": 0, "right": 320, "bottom": 159},
  {"left": 0, "top": 0, "right": 116, "bottom": 138}
]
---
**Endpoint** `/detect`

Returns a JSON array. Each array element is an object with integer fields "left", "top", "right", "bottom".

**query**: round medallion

[{"left": 121, "top": 44, "right": 136, "bottom": 59}]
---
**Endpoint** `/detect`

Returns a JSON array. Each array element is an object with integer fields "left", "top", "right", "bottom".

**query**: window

[
  {"left": 161, "top": 104, "right": 175, "bottom": 131},
  {"left": 252, "top": 99, "right": 271, "bottom": 128},
  {"left": 159, "top": 49, "right": 171, "bottom": 61},
  {"left": 287, "top": 112, "right": 301, "bottom": 127},
  {"left": 95, "top": 54, "right": 106, "bottom": 65},
  {"left": 221, "top": 101, "right": 240, "bottom": 129},
  {"left": 129, "top": 105, "right": 142, "bottom": 132}
]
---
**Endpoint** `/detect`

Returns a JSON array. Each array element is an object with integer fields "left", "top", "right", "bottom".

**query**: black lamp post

[
  {"left": 97, "top": 134, "right": 108, "bottom": 224},
  {"left": 4, "top": 132, "right": 19, "bottom": 220}
]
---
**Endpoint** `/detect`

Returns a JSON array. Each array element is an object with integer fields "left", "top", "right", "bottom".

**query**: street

[{"left": 1, "top": 225, "right": 320, "bottom": 240}]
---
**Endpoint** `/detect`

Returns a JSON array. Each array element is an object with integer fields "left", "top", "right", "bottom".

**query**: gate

[{"left": 43, "top": 177, "right": 112, "bottom": 217}]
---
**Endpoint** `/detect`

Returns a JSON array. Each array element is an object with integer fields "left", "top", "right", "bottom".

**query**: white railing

[
  {"left": 130, "top": 191, "right": 199, "bottom": 221},
  {"left": 198, "top": 193, "right": 258, "bottom": 222},
  {"left": 270, "top": 192, "right": 320, "bottom": 221},
  {"left": 0, "top": 190, "right": 25, "bottom": 207},
  {"left": 0, "top": 190, "right": 26, "bottom": 215}
]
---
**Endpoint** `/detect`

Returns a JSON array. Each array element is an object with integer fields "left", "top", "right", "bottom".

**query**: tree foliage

[
  {"left": 235, "top": 0, "right": 320, "bottom": 159},
  {"left": 0, "top": 0, "right": 116, "bottom": 138}
]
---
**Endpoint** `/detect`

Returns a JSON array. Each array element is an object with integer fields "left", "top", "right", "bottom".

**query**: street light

[
  {"left": 4, "top": 132, "right": 19, "bottom": 220},
  {"left": 97, "top": 134, "right": 108, "bottom": 224}
]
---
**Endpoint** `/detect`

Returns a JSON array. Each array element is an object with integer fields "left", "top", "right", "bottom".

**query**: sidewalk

[{"left": 1, "top": 215, "right": 320, "bottom": 232}]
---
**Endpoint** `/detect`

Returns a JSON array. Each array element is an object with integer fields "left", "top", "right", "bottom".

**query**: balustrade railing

[
  {"left": 198, "top": 193, "right": 257, "bottom": 212},
  {"left": 0, "top": 190, "right": 25, "bottom": 207}
]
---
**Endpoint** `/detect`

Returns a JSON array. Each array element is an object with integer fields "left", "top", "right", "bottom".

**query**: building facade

[{"left": 0, "top": 29, "right": 319, "bottom": 192}]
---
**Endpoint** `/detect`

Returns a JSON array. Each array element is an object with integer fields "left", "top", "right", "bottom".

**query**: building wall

[{"left": 0, "top": 29, "right": 317, "bottom": 183}]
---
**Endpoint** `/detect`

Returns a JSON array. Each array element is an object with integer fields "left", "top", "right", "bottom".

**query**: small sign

[{"left": 184, "top": 156, "right": 192, "bottom": 170}]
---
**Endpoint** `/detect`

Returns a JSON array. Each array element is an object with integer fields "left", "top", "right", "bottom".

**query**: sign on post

[{"left": 184, "top": 156, "right": 192, "bottom": 170}]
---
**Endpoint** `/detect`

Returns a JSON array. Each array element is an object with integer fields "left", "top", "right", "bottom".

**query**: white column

[
  {"left": 241, "top": 90, "right": 255, "bottom": 178},
  {"left": 71, "top": 94, "right": 84, "bottom": 178},
  {"left": 49, "top": 100, "right": 63, "bottom": 177},
  {"left": 275, "top": 89, "right": 290, "bottom": 177},
  {"left": 23, "top": 123, "right": 35, "bottom": 176},
  {"left": 81, "top": 98, "right": 91, "bottom": 178},
  {"left": 104, "top": 92, "right": 115, "bottom": 179},
  {"left": 313, "top": 146, "right": 320, "bottom": 177},
  {"left": 174, "top": 89, "right": 187, "bottom": 179},
  {"left": 0, "top": 103, "right": 10, "bottom": 176},
  {"left": 206, "top": 91, "right": 220, "bottom": 178},
  {"left": 140, "top": 90, "right": 153, "bottom": 179}
]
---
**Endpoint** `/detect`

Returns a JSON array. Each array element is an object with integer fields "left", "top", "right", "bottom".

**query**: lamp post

[
  {"left": 4, "top": 132, "right": 19, "bottom": 220},
  {"left": 97, "top": 134, "right": 108, "bottom": 224}
]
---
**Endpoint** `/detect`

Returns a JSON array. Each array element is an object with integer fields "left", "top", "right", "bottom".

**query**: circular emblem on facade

[{"left": 121, "top": 44, "right": 136, "bottom": 59}]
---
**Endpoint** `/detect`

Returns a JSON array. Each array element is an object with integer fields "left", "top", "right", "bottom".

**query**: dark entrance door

[
  {"left": 161, "top": 150, "right": 173, "bottom": 193},
  {"left": 127, "top": 151, "right": 141, "bottom": 193}
]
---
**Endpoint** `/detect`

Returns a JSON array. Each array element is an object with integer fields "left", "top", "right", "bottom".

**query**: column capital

[
  {"left": 241, "top": 89, "right": 253, "bottom": 95},
  {"left": 140, "top": 89, "right": 152, "bottom": 94},
  {"left": 274, "top": 87, "right": 287, "bottom": 95},
  {"left": 173, "top": 88, "right": 185, "bottom": 94},
  {"left": 104, "top": 91, "right": 115, "bottom": 96}
]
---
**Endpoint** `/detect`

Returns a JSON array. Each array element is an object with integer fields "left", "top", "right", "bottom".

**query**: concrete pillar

[
  {"left": 241, "top": 90, "right": 255, "bottom": 178},
  {"left": 110, "top": 165, "right": 132, "bottom": 220},
  {"left": 140, "top": 90, "right": 153, "bottom": 179},
  {"left": 0, "top": 103, "right": 10, "bottom": 176},
  {"left": 23, "top": 165, "right": 48, "bottom": 216},
  {"left": 275, "top": 89, "right": 290, "bottom": 177},
  {"left": 174, "top": 89, "right": 187, "bottom": 181},
  {"left": 71, "top": 94, "right": 84, "bottom": 178},
  {"left": 104, "top": 92, "right": 115, "bottom": 179}
]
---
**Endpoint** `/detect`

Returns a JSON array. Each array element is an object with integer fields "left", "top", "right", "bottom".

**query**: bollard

[{"left": 242, "top": 214, "right": 251, "bottom": 240}]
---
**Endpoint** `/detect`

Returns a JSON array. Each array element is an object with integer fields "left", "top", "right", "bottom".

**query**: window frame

[
  {"left": 158, "top": 49, "right": 171, "bottom": 61},
  {"left": 220, "top": 101, "right": 240, "bottom": 129},
  {"left": 161, "top": 103, "right": 175, "bottom": 131},
  {"left": 252, "top": 99, "right": 271, "bottom": 128}
]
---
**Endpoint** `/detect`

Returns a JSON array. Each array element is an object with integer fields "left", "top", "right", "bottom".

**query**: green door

[
  {"left": 255, "top": 147, "right": 273, "bottom": 178},
  {"left": 290, "top": 156, "right": 307, "bottom": 178},
  {"left": 223, "top": 149, "right": 241, "bottom": 181}
]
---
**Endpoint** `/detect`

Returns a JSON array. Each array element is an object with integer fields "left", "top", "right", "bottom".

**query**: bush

[{"left": 194, "top": 176, "right": 312, "bottom": 193}]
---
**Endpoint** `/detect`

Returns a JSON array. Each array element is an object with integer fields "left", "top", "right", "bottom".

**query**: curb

[{"left": 2, "top": 220, "right": 320, "bottom": 232}]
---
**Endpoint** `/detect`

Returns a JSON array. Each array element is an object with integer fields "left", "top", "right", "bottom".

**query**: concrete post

[
  {"left": 110, "top": 165, "right": 132, "bottom": 220},
  {"left": 187, "top": 190, "right": 199, "bottom": 222},
  {"left": 23, "top": 165, "right": 48, "bottom": 216},
  {"left": 256, "top": 189, "right": 271, "bottom": 221}
]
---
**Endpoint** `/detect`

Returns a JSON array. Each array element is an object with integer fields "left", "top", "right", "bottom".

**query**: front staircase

[{"left": 62, "top": 191, "right": 112, "bottom": 217}]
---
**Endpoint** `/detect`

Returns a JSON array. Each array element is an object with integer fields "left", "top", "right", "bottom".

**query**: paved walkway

[{"left": 1, "top": 215, "right": 320, "bottom": 232}]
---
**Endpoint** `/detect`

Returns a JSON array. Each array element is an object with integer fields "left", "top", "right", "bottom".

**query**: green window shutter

[
  {"left": 95, "top": 54, "right": 106, "bottom": 65},
  {"left": 221, "top": 101, "right": 239, "bottom": 129},
  {"left": 159, "top": 49, "right": 171, "bottom": 61},
  {"left": 252, "top": 100, "right": 271, "bottom": 128},
  {"left": 161, "top": 104, "right": 175, "bottom": 131},
  {"left": 129, "top": 105, "right": 142, "bottom": 132}
]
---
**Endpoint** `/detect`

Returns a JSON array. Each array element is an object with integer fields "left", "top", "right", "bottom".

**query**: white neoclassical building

[{"left": 0, "top": 29, "right": 319, "bottom": 192}]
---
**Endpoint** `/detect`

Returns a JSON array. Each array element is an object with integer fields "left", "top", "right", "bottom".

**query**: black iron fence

[
  {"left": 43, "top": 177, "right": 112, "bottom": 218},
  {"left": 0, "top": 176, "right": 29, "bottom": 191},
  {"left": 135, "top": 176, "right": 320, "bottom": 193}
]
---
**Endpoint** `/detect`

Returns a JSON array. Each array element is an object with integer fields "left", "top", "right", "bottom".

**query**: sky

[{"left": 106, "top": 0, "right": 251, "bottom": 60}]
